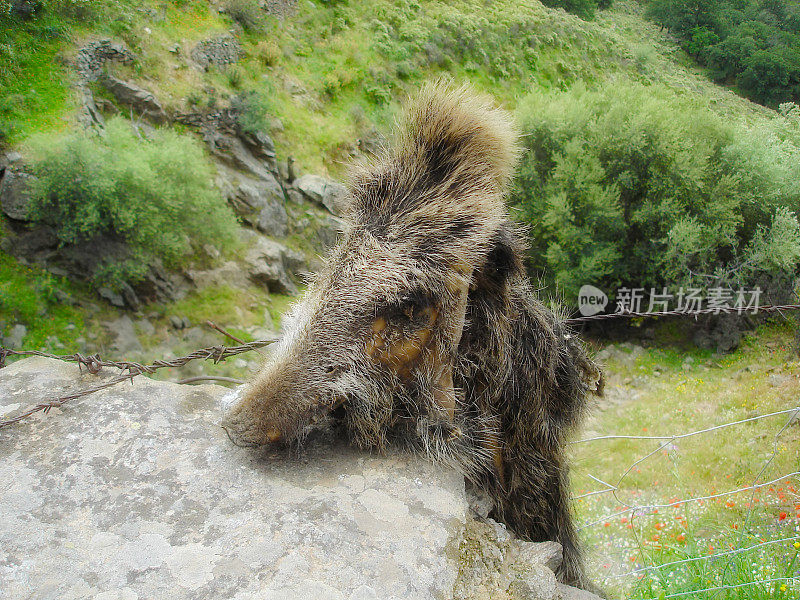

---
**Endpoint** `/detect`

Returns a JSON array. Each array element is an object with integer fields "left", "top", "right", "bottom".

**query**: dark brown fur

[{"left": 223, "top": 82, "right": 602, "bottom": 587}]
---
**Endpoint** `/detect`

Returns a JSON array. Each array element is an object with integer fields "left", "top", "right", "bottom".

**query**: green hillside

[
  {"left": 0, "top": 0, "right": 778, "bottom": 170},
  {"left": 2, "top": 0, "right": 798, "bottom": 341}
]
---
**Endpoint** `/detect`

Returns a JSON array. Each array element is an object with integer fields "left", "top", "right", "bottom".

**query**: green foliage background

[
  {"left": 513, "top": 82, "right": 800, "bottom": 300},
  {"left": 1, "top": 0, "right": 799, "bottom": 303},
  {"left": 26, "top": 118, "right": 238, "bottom": 288},
  {"left": 645, "top": 0, "right": 800, "bottom": 106}
]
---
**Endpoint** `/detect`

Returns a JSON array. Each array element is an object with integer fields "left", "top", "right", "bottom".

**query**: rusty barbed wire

[
  {"left": 564, "top": 302, "right": 800, "bottom": 325},
  {"left": 0, "top": 339, "right": 276, "bottom": 430}
]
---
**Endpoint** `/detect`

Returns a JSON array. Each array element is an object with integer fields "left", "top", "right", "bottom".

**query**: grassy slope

[
  {"left": 2, "top": 1, "right": 775, "bottom": 165},
  {"left": 574, "top": 320, "right": 800, "bottom": 597},
  {"left": 1, "top": 0, "right": 782, "bottom": 353}
]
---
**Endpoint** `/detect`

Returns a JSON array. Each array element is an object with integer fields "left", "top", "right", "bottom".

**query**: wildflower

[
  {"left": 779, "top": 512, "right": 787, "bottom": 521},
  {"left": 726, "top": 500, "right": 735, "bottom": 508},
  {"left": 676, "top": 534, "right": 686, "bottom": 542},
  {"left": 604, "top": 522, "right": 610, "bottom": 527},
  {"left": 781, "top": 585, "right": 787, "bottom": 592},
  {"left": 655, "top": 522, "right": 665, "bottom": 530},
  {"left": 794, "top": 541, "right": 800, "bottom": 549}
]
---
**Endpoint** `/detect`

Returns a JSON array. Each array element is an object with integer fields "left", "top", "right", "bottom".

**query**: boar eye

[{"left": 385, "top": 291, "right": 431, "bottom": 326}]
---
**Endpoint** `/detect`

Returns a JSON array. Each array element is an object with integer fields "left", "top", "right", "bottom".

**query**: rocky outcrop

[
  {"left": 263, "top": 0, "right": 298, "bottom": 19},
  {"left": 132, "top": 259, "right": 192, "bottom": 305},
  {"left": 294, "top": 173, "right": 349, "bottom": 214},
  {"left": 0, "top": 323, "right": 26, "bottom": 348},
  {"left": 218, "top": 168, "right": 288, "bottom": 237},
  {"left": 99, "top": 74, "right": 168, "bottom": 123},
  {"left": 74, "top": 39, "right": 137, "bottom": 129},
  {"left": 243, "top": 232, "right": 306, "bottom": 295},
  {"left": 186, "top": 261, "right": 249, "bottom": 290},
  {"left": 0, "top": 164, "right": 33, "bottom": 221},
  {"left": 75, "top": 39, "right": 135, "bottom": 82},
  {"left": 0, "top": 357, "right": 602, "bottom": 600},
  {"left": 0, "top": 357, "right": 467, "bottom": 600},
  {"left": 453, "top": 518, "right": 600, "bottom": 600},
  {"left": 177, "top": 108, "right": 279, "bottom": 177},
  {"left": 105, "top": 314, "right": 144, "bottom": 354},
  {"left": 190, "top": 35, "right": 242, "bottom": 70}
]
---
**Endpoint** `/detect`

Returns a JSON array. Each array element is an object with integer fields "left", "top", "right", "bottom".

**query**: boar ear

[
  {"left": 477, "top": 223, "right": 525, "bottom": 291},
  {"left": 430, "top": 269, "right": 471, "bottom": 421},
  {"left": 346, "top": 80, "right": 519, "bottom": 240},
  {"left": 430, "top": 223, "right": 524, "bottom": 419}
]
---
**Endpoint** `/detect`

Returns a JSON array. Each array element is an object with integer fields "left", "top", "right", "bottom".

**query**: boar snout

[
  {"left": 220, "top": 396, "right": 286, "bottom": 447},
  {"left": 221, "top": 353, "right": 333, "bottom": 447},
  {"left": 221, "top": 333, "right": 353, "bottom": 448}
]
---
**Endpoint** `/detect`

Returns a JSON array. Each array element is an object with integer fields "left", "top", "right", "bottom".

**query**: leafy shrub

[
  {"left": 44, "top": 0, "right": 102, "bottom": 21},
  {"left": 227, "top": 64, "right": 245, "bottom": 89},
  {"left": 27, "top": 118, "right": 238, "bottom": 288},
  {"left": 231, "top": 85, "right": 275, "bottom": 136},
  {"left": 539, "top": 0, "right": 606, "bottom": 20},
  {"left": 645, "top": 0, "right": 800, "bottom": 106},
  {"left": 513, "top": 82, "right": 800, "bottom": 304}
]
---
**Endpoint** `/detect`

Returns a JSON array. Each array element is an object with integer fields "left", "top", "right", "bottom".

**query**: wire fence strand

[
  {"left": 608, "top": 537, "right": 800, "bottom": 580},
  {"left": 629, "top": 577, "right": 800, "bottom": 599},
  {"left": 572, "top": 406, "right": 800, "bottom": 445},
  {"left": 564, "top": 302, "right": 800, "bottom": 325},
  {"left": 0, "top": 339, "right": 275, "bottom": 430}
]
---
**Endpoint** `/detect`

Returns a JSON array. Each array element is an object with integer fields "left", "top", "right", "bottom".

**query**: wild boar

[{"left": 223, "top": 81, "right": 602, "bottom": 586}]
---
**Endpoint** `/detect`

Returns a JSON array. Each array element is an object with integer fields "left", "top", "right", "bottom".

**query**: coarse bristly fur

[{"left": 222, "top": 80, "right": 603, "bottom": 587}]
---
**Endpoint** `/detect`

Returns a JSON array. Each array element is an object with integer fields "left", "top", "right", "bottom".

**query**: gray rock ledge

[
  {"left": 0, "top": 357, "right": 466, "bottom": 600},
  {"left": 0, "top": 358, "right": 603, "bottom": 600}
]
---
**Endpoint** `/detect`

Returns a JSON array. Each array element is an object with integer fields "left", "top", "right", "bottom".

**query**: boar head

[{"left": 222, "top": 82, "right": 519, "bottom": 450}]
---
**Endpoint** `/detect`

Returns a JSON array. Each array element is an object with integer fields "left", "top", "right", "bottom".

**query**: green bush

[
  {"left": 255, "top": 39, "right": 281, "bottom": 66},
  {"left": 27, "top": 118, "right": 238, "bottom": 288},
  {"left": 539, "top": 0, "right": 606, "bottom": 20},
  {"left": 513, "top": 82, "right": 800, "bottom": 304},
  {"left": 44, "top": 0, "right": 103, "bottom": 21},
  {"left": 231, "top": 85, "right": 276, "bottom": 136},
  {"left": 645, "top": 0, "right": 800, "bottom": 106}
]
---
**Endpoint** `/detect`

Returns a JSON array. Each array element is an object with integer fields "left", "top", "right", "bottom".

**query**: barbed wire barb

[{"left": 0, "top": 339, "right": 276, "bottom": 430}]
